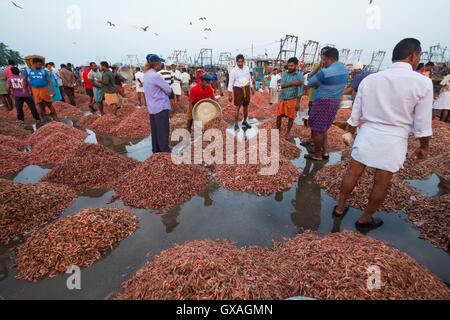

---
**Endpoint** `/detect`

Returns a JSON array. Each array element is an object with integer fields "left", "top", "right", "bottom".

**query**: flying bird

[
  {"left": 141, "top": 26, "right": 149, "bottom": 31},
  {"left": 199, "top": 17, "right": 207, "bottom": 21},
  {"left": 204, "top": 28, "right": 212, "bottom": 32},
  {"left": 189, "top": 22, "right": 193, "bottom": 25},
  {"left": 204, "top": 37, "right": 208, "bottom": 40},
  {"left": 154, "top": 33, "right": 159, "bottom": 36},
  {"left": 11, "top": 1, "right": 23, "bottom": 9},
  {"left": 107, "top": 21, "right": 116, "bottom": 27}
]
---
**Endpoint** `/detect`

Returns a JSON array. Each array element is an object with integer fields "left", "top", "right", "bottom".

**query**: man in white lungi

[
  {"left": 170, "top": 64, "right": 182, "bottom": 110},
  {"left": 432, "top": 73, "right": 450, "bottom": 122},
  {"left": 333, "top": 38, "right": 433, "bottom": 231}
]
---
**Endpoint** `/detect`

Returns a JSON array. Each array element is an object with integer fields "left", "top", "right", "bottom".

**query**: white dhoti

[
  {"left": 433, "top": 91, "right": 450, "bottom": 110},
  {"left": 171, "top": 82, "right": 182, "bottom": 96},
  {"left": 135, "top": 83, "right": 144, "bottom": 93},
  {"left": 351, "top": 122, "right": 408, "bottom": 173}
]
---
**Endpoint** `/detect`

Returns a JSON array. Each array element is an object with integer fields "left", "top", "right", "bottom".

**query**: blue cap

[
  {"left": 146, "top": 54, "right": 165, "bottom": 63},
  {"left": 200, "top": 73, "right": 213, "bottom": 82}
]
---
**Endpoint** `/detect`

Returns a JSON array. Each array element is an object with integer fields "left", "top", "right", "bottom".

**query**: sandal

[
  {"left": 355, "top": 217, "right": 384, "bottom": 231},
  {"left": 332, "top": 205, "right": 349, "bottom": 218},
  {"left": 242, "top": 121, "right": 252, "bottom": 129},
  {"left": 323, "top": 154, "right": 330, "bottom": 160},
  {"left": 304, "top": 154, "right": 323, "bottom": 161},
  {"left": 300, "top": 141, "right": 312, "bottom": 147}
]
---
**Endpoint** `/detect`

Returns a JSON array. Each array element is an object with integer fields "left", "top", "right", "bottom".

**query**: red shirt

[
  {"left": 83, "top": 68, "right": 93, "bottom": 89},
  {"left": 189, "top": 84, "right": 214, "bottom": 106}
]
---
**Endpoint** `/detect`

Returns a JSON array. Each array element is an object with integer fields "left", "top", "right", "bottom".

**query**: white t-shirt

[
  {"left": 181, "top": 72, "right": 191, "bottom": 84},
  {"left": 135, "top": 71, "right": 144, "bottom": 85},
  {"left": 135, "top": 71, "right": 144, "bottom": 92},
  {"left": 171, "top": 70, "right": 182, "bottom": 84},
  {"left": 270, "top": 74, "right": 281, "bottom": 89}
]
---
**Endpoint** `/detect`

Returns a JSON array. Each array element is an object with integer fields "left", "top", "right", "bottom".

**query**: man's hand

[
  {"left": 411, "top": 147, "right": 428, "bottom": 163},
  {"left": 22, "top": 89, "right": 27, "bottom": 97},
  {"left": 228, "top": 94, "right": 232, "bottom": 103},
  {"left": 347, "top": 125, "right": 357, "bottom": 135},
  {"left": 295, "top": 102, "right": 300, "bottom": 112}
]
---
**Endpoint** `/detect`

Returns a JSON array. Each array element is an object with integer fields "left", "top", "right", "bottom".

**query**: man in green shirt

[
  {"left": 97, "top": 61, "right": 119, "bottom": 115},
  {"left": 277, "top": 57, "right": 304, "bottom": 139}
]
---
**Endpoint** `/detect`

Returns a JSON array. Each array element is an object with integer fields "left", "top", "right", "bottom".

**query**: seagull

[
  {"left": 204, "top": 28, "right": 212, "bottom": 32},
  {"left": 11, "top": 1, "right": 23, "bottom": 9},
  {"left": 107, "top": 21, "right": 116, "bottom": 27},
  {"left": 199, "top": 17, "right": 207, "bottom": 21},
  {"left": 204, "top": 37, "right": 208, "bottom": 40},
  {"left": 154, "top": 33, "right": 159, "bottom": 36},
  {"left": 189, "top": 22, "right": 193, "bottom": 25},
  {"left": 141, "top": 26, "right": 149, "bottom": 31}
]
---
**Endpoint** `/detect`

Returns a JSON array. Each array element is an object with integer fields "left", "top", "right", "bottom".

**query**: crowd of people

[{"left": 0, "top": 37, "right": 449, "bottom": 231}]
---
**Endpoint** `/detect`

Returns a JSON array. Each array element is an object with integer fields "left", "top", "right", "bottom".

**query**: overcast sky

[{"left": 1, "top": 0, "right": 448, "bottom": 67}]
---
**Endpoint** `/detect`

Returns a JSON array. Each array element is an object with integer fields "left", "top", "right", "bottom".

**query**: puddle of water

[
  {"left": 226, "top": 118, "right": 261, "bottom": 142},
  {"left": 1, "top": 165, "right": 52, "bottom": 183},
  {"left": 1, "top": 160, "right": 448, "bottom": 300},
  {"left": 406, "top": 174, "right": 443, "bottom": 197},
  {"left": 0, "top": 117, "right": 448, "bottom": 299}
]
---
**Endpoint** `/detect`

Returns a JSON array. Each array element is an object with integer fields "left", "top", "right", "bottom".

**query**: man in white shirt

[
  {"left": 228, "top": 54, "right": 255, "bottom": 131},
  {"left": 269, "top": 69, "right": 281, "bottom": 105},
  {"left": 181, "top": 68, "right": 191, "bottom": 97},
  {"left": 170, "top": 64, "right": 182, "bottom": 107},
  {"left": 432, "top": 74, "right": 450, "bottom": 121},
  {"left": 333, "top": 38, "right": 433, "bottom": 231},
  {"left": 134, "top": 67, "right": 146, "bottom": 107}
]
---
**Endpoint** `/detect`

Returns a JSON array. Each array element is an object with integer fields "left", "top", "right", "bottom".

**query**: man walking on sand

[
  {"left": 170, "top": 64, "right": 182, "bottom": 110},
  {"left": 277, "top": 57, "right": 304, "bottom": 139},
  {"left": 269, "top": 68, "right": 281, "bottom": 105},
  {"left": 59, "top": 64, "right": 77, "bottom": 106},
  {"left": 88, "top": 62, "right": 105, "bottom": 115},
  {"left": 7, "top": 67, "right": 41, "bottom": 122},
  {"left": 98, "top": 61, "right": 120, "bottom": 116},
  {"left": 228, "top": 54, "right": 255, "bottom": 131},
  {"left": 306, "top": 48, "right": 348, "bottom": 161},
  {"left": 134, "top": 67, "right": 146, "bottom": 107},
  {"left": 333, "top": 38, "right": 433, "bottom": 232},
  {"left": 181, "top": 68, "right": 191, "bottom": 98},
  {"left": 23, "top": 57, "right": 58, "bottom": 120},
  {"left": 83, "top": 64, "right": 96, "bottom": 112}
]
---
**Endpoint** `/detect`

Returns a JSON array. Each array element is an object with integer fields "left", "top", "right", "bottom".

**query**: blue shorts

[{"left": 94, "top": 87, "right": 104, "bottom": 102}]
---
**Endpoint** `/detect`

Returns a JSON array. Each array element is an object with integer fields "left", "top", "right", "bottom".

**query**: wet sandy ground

[{"left": 0, "top": 116, "right": 448, "bottom": 299}]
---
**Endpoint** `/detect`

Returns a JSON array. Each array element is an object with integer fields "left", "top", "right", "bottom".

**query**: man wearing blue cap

[
  {"left": 143, "top": 54, "right": 173, "bottom": 153},
  {"left": 187, "top": 73, "right": 215, "bottom": 132}
]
